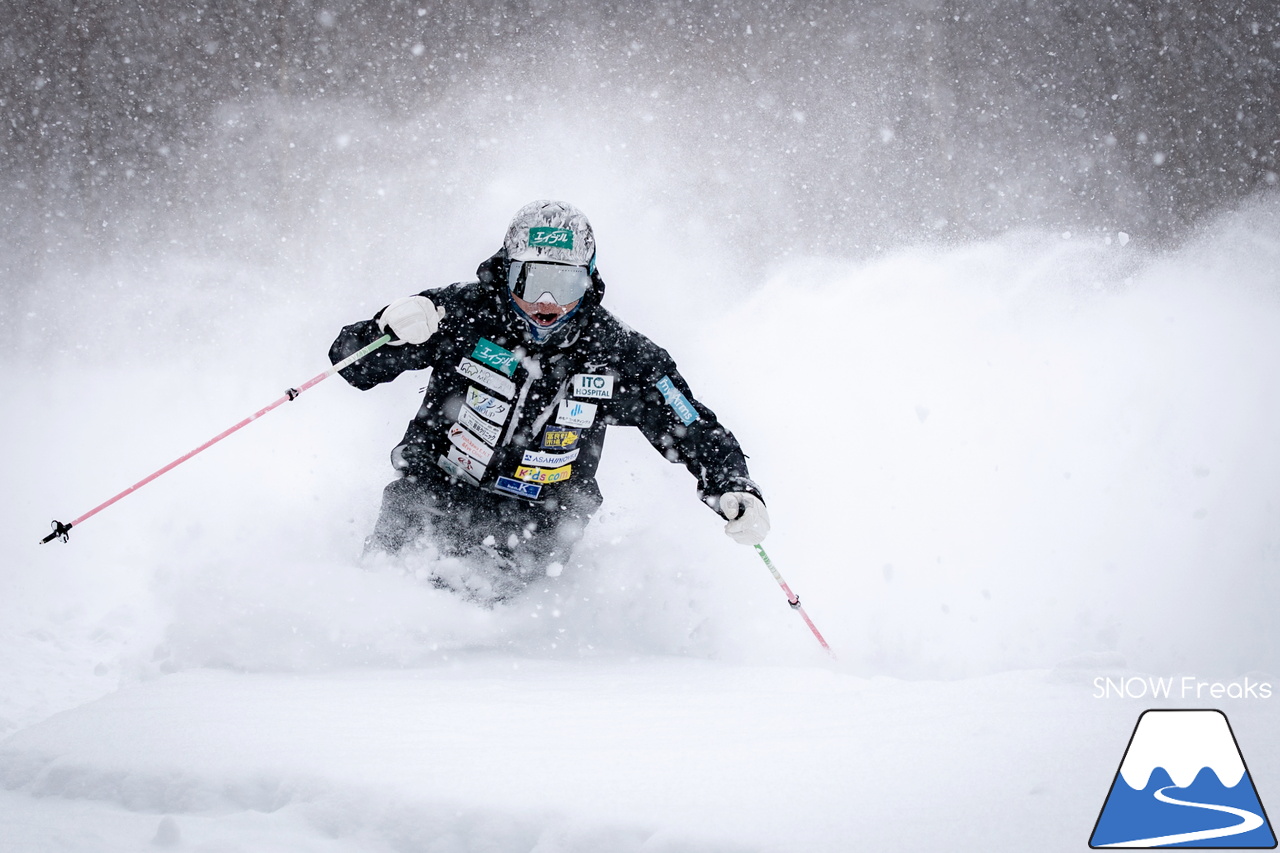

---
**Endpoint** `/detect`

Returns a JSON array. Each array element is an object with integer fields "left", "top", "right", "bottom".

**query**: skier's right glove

[
  {"left": 378, "top": 295, "right": 446, "bottom": 345},
  {"left": 719, "top": 492, "right": 770, "bottom": 546}
]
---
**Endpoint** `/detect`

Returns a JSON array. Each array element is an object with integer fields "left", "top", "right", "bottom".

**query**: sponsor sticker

[
  {"left": 458, "top": 406, "right": 502, "bottom": 446},
  {"left": 529, "top": 227, "right": 574, "bottom": 250},
  {"left": 557, "top": 398, "right": 597, "bottom": 428},
  {"left": 515, "top": 463, "right": 573, "bottom": 484},
  {"left": 656, "top": 375, "right": 699, "bottom": 426},
  {"left": 470, "top": 338, "right": 519, "bottom": 378},
  {"left": 521, "top": 447, "right": 579, "bottom": 467},
  {"left": 445, "top": 444, "right": 488, "bottom": 479},
  {"left": 541, "top": 426, "right": 581, "bottom": 450},
  {"left": 573, "top": 373, "right": 614, "bottom": 399},
  {"left": 495, "top": 476, "right": 542, "bottom": 500},
  {"left": 455, "top": 358, "right": 516, "bottom": 399},
  {"left": 466, "top": 386, "right": 510, "bottom": 424},
  {"left": 437, "top": 454, "right": 480, "bottom": 487},
  {"left": 447, "top": 424, "right": 494, "bottom": 465}
]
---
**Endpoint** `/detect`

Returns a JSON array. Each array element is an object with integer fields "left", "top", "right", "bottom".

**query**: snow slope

[
  {"left": 3, "top": 197, "right": 1280, "bottom": 850},
  {"left": 0, "top": 665, "right": 1164, "bottom": 852}
]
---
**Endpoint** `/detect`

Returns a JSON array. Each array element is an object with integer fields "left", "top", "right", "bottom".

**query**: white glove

[
  {"left": 378, "top": 295, "right": 446, "bottom": 345},
  {"left": 719, "top": 492, "right": 770, "bottom": 546}
]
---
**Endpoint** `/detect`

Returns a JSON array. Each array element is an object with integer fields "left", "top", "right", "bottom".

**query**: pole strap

[{"left": 40, "top": 520, "right": 73, "bottom": 545}]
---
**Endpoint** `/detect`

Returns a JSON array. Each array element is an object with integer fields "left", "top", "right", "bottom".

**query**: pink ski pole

[
  {"left": 754, "top": 544, "right": 836, "bottom": 658},
  {"left": 40, "top": 334, "right": 392, "bottom": 544}
]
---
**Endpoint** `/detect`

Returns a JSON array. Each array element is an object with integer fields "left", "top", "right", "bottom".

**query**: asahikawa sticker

[{"left": 1090, "top": 709, "right": 1276, "bottom": 848}]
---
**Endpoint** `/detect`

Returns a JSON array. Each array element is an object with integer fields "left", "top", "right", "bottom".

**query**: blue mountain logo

[{"left": 1090, "top": 709, "right": 1276, "bottom": 848}]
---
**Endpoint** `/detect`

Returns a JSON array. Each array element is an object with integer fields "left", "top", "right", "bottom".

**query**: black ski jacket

[{"left": 329, "top": 252, "right": 762, "bottom": 517}]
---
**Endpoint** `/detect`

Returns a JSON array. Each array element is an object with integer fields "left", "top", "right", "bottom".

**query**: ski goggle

[{"left": 508, "top": 260, "right": 592, "bottom": 306}]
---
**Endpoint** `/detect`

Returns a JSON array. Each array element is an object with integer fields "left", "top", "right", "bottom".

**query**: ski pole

[
  {"left": 754, "top": 544, "right": 835, "bottom": 658},
  {"left": 39, "top": 334, "right": 393, "bottom": 545}
]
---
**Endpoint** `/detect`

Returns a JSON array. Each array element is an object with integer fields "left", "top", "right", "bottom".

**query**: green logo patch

[
  {"left": 528, "top": 227, "right": 574, "bottom": 250},
  {"left": 470, "top": 338, "right": 519, "bottom": 377}
]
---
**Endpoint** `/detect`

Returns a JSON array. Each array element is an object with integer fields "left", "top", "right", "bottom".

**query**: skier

[{"left": 329, "top": 200, "right": 769, "bottom": 599}]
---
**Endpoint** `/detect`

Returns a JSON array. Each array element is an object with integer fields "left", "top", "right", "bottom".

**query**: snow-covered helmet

[
  {"left": 502, "top": 200, "right": 598, "bottom": 344},
  {"left": 503, "top": 200, "right": 596, "bottom": 268}
]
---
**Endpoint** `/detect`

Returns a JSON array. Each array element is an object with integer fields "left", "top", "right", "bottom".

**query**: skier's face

[
  {"left": 512, "top": 292, "right": 581, "bottom": 327},
  {"left": 507, "top": 259, "right": 591, "bottom": 329}
]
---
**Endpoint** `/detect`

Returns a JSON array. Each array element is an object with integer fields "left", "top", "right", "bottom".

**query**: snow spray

[{"left": 39, "top": 334, "right": 393, "bottom": 544}]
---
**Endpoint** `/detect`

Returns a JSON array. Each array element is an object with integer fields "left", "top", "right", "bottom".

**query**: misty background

[
  {"left": 3, "top": 0, "right": 1278, "bottom": 347},
  {"left": 2, "top": 0, "right": 1279, "bottom": 695}
]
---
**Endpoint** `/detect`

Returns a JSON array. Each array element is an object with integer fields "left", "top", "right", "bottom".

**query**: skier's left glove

[{"left": 718, "top": 492, "right": 770, "bottom": 546}]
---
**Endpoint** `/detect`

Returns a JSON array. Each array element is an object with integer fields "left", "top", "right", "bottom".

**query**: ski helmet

[
  {"left": 502, "top": 200, "right": 598, "bottom": 344},
  {"left": 503, "top": 200, "right": 596, "bottom": 268}
]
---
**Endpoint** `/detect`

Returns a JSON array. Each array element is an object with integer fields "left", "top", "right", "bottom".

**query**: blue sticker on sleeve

[{"left": 656, "top": 376, "right": 699, "bottom": 426}]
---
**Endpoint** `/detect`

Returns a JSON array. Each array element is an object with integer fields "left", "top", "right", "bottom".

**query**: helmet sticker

[
  {"left": 529, "top": 227, "right": 574, "bottom": 250},
  {"left": 504, "top": 201, "right": 595, "bottom": 266}
]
